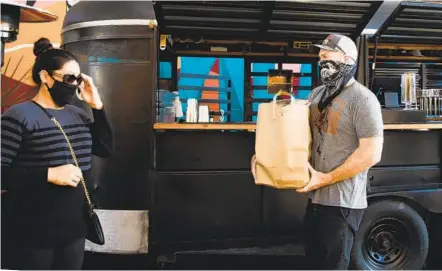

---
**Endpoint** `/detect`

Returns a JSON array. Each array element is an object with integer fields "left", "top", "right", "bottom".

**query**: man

[
  {"left": 251, "top": 34, "right": 384, "bottom": 270},
  {"left": 298, "top": 34, "right": 384, "bottom": 269}
]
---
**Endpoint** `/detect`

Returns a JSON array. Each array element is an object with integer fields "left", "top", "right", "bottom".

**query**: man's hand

[
  {"left": 251, "top": 154, "right": 257, "bottom": 180},
  {"left": 296, "top": 163, "right": 332, "bottom": 193}
]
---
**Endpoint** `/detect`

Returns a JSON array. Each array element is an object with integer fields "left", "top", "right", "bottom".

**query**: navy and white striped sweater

[{"left": 1, "top": 101, "right": 113, "bottom": 247}]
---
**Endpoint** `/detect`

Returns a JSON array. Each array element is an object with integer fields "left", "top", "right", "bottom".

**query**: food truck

[{"left": 2, "top": 0, "right": 442, "bottom": 270}]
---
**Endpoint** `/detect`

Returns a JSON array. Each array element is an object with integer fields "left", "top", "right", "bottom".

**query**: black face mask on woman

[{"left": 45, "top": 80, "right": 78, "bottom": 107}]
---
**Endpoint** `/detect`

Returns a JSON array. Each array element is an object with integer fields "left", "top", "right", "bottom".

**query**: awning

[
  {"left": 375, "top": 1, "right": 442, "bottom": 45},
  {"left": 154, "top": 1, "right": 383, "bottom": 43}
]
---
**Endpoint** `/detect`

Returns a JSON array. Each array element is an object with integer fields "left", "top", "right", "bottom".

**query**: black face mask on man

[
  {"left": 45, "top": 79, "right": 78, "bottom": 107},
  {"left": 317, "top": 59, "right": 357, "bottom": 111},
  {"left": 313, "top": 59, "right": 357, "bottom": 140}
]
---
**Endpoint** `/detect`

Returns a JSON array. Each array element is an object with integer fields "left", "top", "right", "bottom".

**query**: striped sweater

[{"left": 1, "top": 101, "right": 113, "bottom": 247}]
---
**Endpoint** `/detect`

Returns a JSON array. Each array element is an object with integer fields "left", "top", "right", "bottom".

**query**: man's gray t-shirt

[{"left": 307, "top": 79, "right": 383, "bottom": 209}]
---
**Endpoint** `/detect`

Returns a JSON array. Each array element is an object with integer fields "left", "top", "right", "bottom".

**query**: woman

[{"left": 1, "top": 37, "right": 114, "bottom": 270}]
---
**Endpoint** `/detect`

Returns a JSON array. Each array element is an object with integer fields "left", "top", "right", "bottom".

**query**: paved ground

[
  {"left": 83, "top": 253, "right": 309, "bottom": 270},
  {"left": 83, "top": 252, "right": 441, "bottom": 270},
  {"left": 83, "top": 215, "right": 442, "bottom": 270}
]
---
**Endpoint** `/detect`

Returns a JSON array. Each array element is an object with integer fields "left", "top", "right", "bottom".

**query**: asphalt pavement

[
  {"left": 83, "top": 253, "right": 309, "bottom": 270},
  {"left": 83, "top": 252, "right": 441, "bottom": 270}
]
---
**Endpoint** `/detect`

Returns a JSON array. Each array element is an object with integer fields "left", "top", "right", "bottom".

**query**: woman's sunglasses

[{"left": 51, "top": 72, "right": 83, "bottom": 85}]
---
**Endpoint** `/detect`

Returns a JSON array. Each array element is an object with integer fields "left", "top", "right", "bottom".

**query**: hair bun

[{"left": 33, "top": 37, "right": 54, "bottom": 57}]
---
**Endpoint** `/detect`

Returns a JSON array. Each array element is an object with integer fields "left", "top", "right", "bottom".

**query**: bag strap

[{"left": 31, "top": 101, "right": 95, "bottom": 212}]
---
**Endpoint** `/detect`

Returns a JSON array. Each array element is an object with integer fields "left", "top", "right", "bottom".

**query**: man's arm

[
  {"left": 297, "top": 92, "right": 384, "bottom": 193},
  {"left": 298, "top": 136, "right": 383, "bottom": 192},
  {"left": 328, "top": 92, "right": 384, "bottom": 184},
  {"left": 326, "top": 136, "right": 383, "bottom": 184}
]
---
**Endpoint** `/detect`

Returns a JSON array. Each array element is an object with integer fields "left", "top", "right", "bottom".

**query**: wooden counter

[{"left": 154, "top": 122, "right": 442, "bottom": 131}]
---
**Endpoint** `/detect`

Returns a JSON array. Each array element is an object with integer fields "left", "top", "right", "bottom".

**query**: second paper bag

[{"left": 254, "top": 96, "right": 311, "bottom": 189}]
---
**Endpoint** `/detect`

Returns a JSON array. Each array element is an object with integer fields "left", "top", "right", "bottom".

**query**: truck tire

[{"left": 351, "top": 200, "right": 429, "bottom": 270}]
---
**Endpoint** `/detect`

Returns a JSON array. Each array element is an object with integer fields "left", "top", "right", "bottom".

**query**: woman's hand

[
  {"left": 48, "top": 164, "right": 83, "bottom": 187},
  {"left": 78, "top": 73, "right": 103, "bottom": 110}
]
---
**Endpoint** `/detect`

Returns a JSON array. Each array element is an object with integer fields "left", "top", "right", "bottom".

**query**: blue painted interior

[
  {"left": 159, "top": 62, "right": 172, "bottom": 79},
  {"left": 159, "top": 58, "right": 314, "bottom": 122},
  {"left": 159, "top": 59, "right": 441, "bottom": 122}
]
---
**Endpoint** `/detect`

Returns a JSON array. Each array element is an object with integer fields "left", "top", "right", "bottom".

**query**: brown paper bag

[{"left": 254, "top": 95, "right": 311, "bottom": 189}]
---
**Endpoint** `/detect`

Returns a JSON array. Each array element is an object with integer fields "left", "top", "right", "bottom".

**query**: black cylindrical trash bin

[
  {"left": 61, "top": 0, "right": 157, "bottom": 212},
  {"left": 61, "top": 0, "right": 157, "bottom": 254}
]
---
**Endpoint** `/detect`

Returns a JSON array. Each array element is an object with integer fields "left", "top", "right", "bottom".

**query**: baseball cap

[{"left": 309, "top": 34, "right": 358, "bottom": 62}]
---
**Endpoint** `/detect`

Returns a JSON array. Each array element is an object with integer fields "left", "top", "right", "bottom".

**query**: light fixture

[{"left": 1, "top": 0, "right": 57, "bottom": 67}]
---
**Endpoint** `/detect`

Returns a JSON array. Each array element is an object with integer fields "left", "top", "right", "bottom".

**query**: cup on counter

[
  {"left": 162, "top": 106, "right": 176, "bottom": 123},
  {"left": 186, "top": 98, "right": 198, "bottom": 123},
  {"left": 198, "top": 105, "right": 210, "bottom": 123}
]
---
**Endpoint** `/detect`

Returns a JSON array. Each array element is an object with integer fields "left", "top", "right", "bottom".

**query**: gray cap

[{"left": 309, "top": 34, "right": 358, "bottom": 61}]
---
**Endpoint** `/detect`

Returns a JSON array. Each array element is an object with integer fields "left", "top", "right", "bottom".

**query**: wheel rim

[{"left": 363, "top": 217, "right": 410, "bottom": 269}]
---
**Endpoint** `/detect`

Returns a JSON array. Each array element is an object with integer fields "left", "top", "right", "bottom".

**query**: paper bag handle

[{"left": 272, "top": 92, "right": 296, "bottom": 119}]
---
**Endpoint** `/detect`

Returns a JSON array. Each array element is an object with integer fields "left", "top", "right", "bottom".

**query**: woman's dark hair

[{"left": 31, "top": 37, "right": 79, "bottom": 85}]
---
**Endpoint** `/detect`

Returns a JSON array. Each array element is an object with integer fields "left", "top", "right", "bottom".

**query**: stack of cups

[
  {"left": 186, "top": 99, "right": 198, "bottom": 123},
  {"left": 198, "top": 105, "right": 210, "bottom": 123}
]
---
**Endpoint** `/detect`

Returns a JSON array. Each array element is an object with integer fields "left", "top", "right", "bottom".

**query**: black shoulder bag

[{"left": 31, "top": 101, "right": 105, "bottom": 245}]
